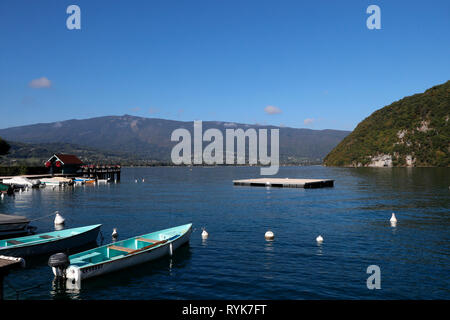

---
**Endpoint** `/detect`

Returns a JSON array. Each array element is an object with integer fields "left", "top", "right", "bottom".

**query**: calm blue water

[{"left": 1, "top": 166, "right": 449, "bottom": 300}]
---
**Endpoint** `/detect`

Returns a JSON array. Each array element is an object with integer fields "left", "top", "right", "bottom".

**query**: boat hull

[
  {"left": 0, "top": 222, "right": 30, "bottom": 233},
  {"left": 0, "top": 225, "right": 101, "bottom": 257},
  {"left": 0, "top": 214, "right": 32, "bottom": 238},
  {"left": 63, "top": 224, "right": 192, "bottom": 281}
]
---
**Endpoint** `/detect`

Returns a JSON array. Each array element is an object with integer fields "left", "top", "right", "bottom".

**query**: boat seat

[
  {"left": 108, "top": 245, "right": 134, "bottom": 253},
  {"left": 7, "top": 240, "right": 23, "bottom": 245},
  {"left": 136, "top": 237, "right": 159, "bottom": 244},
  {"left": 128, "top": 240, "right": 168, "bottom": 254},
  {"left": 39, "top": 235, "right": 54, "bottom": 239}
]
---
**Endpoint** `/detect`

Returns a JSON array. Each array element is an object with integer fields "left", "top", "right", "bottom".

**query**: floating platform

[
  {"left": 0, "top": 256, "right": 24, "bottom": 272},
  {"left": 233, "top": 178, "right": 334, "bottom": 188}
]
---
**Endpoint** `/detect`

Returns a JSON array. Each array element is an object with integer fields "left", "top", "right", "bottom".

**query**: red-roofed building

[{"left": 45, "top": 154, "right": 83, "bottom": 175}]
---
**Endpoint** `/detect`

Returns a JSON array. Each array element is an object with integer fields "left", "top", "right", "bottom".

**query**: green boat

[
  {"left": 0, "top": 224, "right": 102, "bottom": 257},
  {"left": 0, "top": 183, "right": 13, "bottom": 195},
  {"left": 50, "top": 223, "right": 192, "bottom": 283}
]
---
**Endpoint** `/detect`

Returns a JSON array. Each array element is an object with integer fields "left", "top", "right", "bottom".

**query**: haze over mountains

[{"left": 0, "top": 115, "right": 350, "bottom": 165}]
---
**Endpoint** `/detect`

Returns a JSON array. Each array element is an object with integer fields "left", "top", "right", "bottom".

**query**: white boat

[
  {"left": 50, "top": 223, "right": 192, "bottom": 283},
  {"left": 2, "top": 176, "right": 41, "bottom": 188},
  {"left": 41, "top": 177, "right": 73, "bottom": 186}
]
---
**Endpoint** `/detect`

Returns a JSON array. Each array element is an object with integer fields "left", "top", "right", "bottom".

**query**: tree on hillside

[{"left": 0, "top": 137, "right": 10, "bottom": 155}]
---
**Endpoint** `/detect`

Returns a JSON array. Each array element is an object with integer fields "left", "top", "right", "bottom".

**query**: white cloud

[
  {"left": 29, "top": 77, "right": 51, "bottom": 88},
  {"left": 264, "top": 105, "right": 282, "bottom": 115},
  {"left": 304, "top": 118, "right": 314, "bottom": 125},
  {"left": 149, "top": 107, "right": 159, "bottom": 114}
]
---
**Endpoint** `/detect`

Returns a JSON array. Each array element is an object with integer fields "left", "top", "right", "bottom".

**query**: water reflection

[
  {"left": 50, "top": 277, "right": 81, "bottom": 300},
  {"left": 262, "top": 240, "right": 275, "bottom": 279},
  {"left": 316, "top": 242, "right": 323, "bottom": 256}
]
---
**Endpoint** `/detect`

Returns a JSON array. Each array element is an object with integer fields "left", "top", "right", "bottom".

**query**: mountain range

[{"left": 0, "top": 116, "right": 350, "bottom": 165}]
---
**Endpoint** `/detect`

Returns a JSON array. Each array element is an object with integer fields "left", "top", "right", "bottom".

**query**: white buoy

[
  {"left": 390, "top": 213, "right": 397, "bottom": 223},
  {"left": 112, "top": 228, "right": 118, "bottom": 240},
  {"left": 54, "top": 211, "right": 65, "bottom": 225},
  {"left": 316, "top": 235, "right": 324, "bottom": 243},
  {"left": 201, "top": 228, "right": 208, "bottom": 240},
  {"left": 390, "top": 213, "right": 397, "bottom": 227},
  {"left": 1, "top": 193, "right": 4, "bottom": 199},
  {"left": 19, "top": 188, "right": 22, "bottom": 193},
  {"left": 142, "top": 178, "right": 145, "bottom": 182},
  {"left": 135, "top": 179, "right": 138, "bottom": 183},
  {"left": 265, "top": 230, "right": 274, "bottom": 241}
]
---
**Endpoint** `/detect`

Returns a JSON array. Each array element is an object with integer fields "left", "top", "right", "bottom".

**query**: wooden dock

[
  {"left": 233, "top": 178, "right": 334, "bottom": 188},
  {"left": 80, "top": 165, "right": 121, "bottom": 181},
  {"left": 0, "top": 256, "right": 25, "bottom": 299},
  {"left": 0, "top": 165, "right": 121, "bottom": 182}
]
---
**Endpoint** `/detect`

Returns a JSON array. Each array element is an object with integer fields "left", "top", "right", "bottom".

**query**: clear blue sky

[{"left": 0, "top": 0, "right": 449, "bottom": 130}]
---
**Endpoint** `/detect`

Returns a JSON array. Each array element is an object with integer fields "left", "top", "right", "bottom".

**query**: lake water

[{"left": 1, "top": 166, "right": 449, "bottom": 300}]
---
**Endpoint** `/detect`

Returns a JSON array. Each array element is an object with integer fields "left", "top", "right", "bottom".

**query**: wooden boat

[
  {"left": 0, "top": 224, "right": 102, "bottom": 257},
  {"left": 50, "top": 223, "right": 192, "bottom": 283},
  {"left": 0, "top": 214, "right": 33, "bottom": 238}
]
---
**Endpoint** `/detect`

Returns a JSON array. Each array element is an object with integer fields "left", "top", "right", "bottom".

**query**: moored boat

[
  {"left": 2, "top": 176, "right": 41, "bottom": 188},
  {"left": 49, "top": 223, "right": 192, "bottom": 283},
  {"left": 0, "top": 183, "right": 14, "bottom": 195},
  {"left": 41, "top": 177, "right": 74, "bottom": 186},
  {"left": 0, "top": 213, "right": 33, "bottom": 238},
  {"left": 73, "top": 177, "right": 95, "bottom": 184},
  {"left": 0, "top": 224, "right": 102, "bottom": 257}
]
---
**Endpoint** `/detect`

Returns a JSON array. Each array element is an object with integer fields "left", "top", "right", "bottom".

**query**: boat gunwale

[
  {"left": 0, "top": 224, "right": 102, "bottom": 250},
  {"left": 73, "top": 223, "right": 192, "bottom": 271}
]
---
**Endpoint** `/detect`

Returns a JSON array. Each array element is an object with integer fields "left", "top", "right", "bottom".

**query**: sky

[{"left": 0, "top": 0, "right": 449, "bottom": 130}]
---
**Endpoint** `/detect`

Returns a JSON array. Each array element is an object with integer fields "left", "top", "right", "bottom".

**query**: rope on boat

[
  {"left": 28, "top": 212, "right": 58, "bottom": 222},
  {"left": 99, "top": 230, "right": 105, "bottom": 245}
]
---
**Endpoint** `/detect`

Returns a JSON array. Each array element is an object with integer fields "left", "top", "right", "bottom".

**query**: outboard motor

[{"left": 48, "top": 252, "right": 70, "bottom": 278}]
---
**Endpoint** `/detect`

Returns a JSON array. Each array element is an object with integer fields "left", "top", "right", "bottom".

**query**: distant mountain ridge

[
  {"left": 0, "top": 115, "right": 350, "bottom": 164},
  {"left": 324, "top": 80, "right": 450, "bottom": 167}
]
